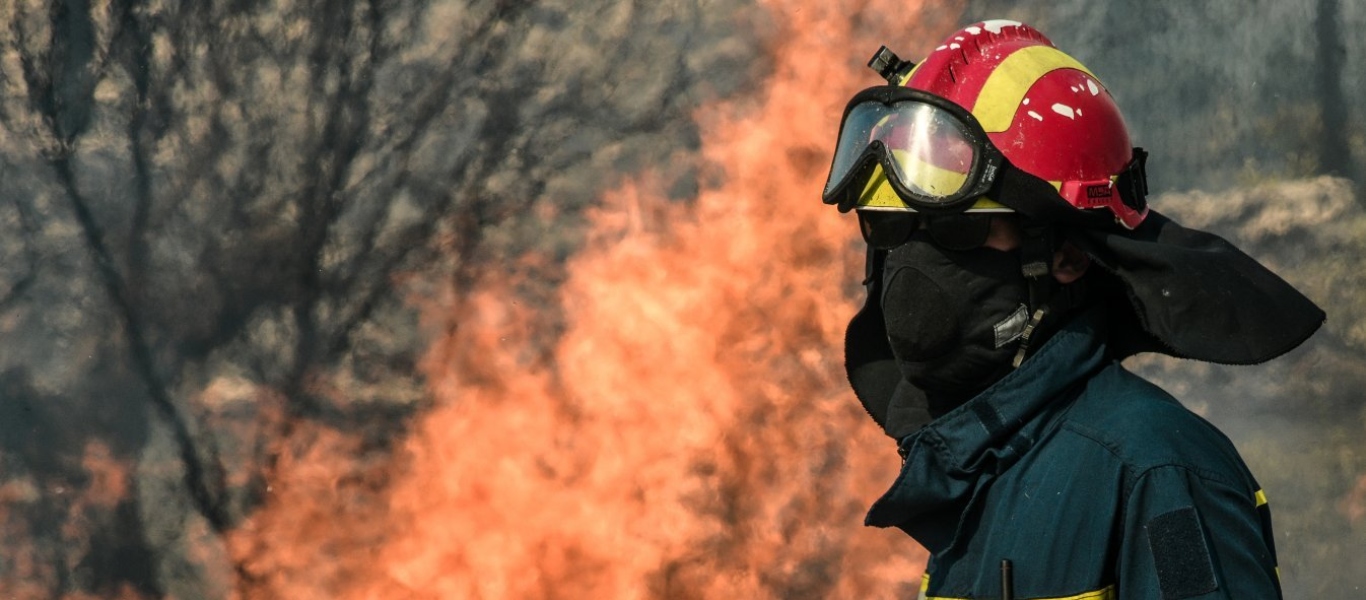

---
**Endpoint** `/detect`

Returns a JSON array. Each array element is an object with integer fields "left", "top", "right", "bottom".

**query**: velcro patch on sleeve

[{"left": 1146, "top": 506, "right": 1218, "bottom": 599}]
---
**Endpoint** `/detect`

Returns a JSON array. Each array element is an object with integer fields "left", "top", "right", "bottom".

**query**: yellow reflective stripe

[
  {"left": 1042, "top": 587, "right": 1115, "bottom": 600},
  {"left": 1256, "top": 491, "right": 1280, "bottom": 585},
  {"left": 921, "top": 575, "right": 1114, "bottom": 600},
  {"left": 973, "top": 45, "right": 1097, "bottom": 133},
  {"left": 926, "top": 588, "right": 1113, "bottom": 600}
]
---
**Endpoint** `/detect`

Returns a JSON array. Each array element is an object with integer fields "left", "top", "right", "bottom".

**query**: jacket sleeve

[{"left": 1117, "top": 465, "right": 1282, "bottom": 600}]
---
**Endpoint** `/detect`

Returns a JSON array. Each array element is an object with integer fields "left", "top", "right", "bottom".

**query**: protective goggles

[{"left": 822, "top": 86, "right": 1004, "bottom": 214}]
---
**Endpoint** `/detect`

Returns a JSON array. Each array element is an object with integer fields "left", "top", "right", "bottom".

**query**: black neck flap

[
  {"left": 989, "top": 162, "right": 1324, "bottom": 363},
  {"left": 845, "top": 245, "right": 932, "bottom": 439},
  {"left": 1066, "top": 209, "right": 1324, "bottom": 364}
]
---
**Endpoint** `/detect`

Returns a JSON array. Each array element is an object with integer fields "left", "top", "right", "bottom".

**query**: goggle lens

[
  {"left": 874, "top": 105, "right": 976, "bottom": 198},
  {"left": 824, "top": 91, "right": 986, "bottom": 210}
]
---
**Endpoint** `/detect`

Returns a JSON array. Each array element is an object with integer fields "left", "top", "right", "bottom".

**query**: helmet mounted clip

[
  {"left": 1117, "top": 147, "right": 1150, "bottom": 214},
  {"left": 867, "top": 46, "right": 915, "bottom": 85}
]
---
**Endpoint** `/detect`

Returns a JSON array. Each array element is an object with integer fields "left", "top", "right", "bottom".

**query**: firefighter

[{"left": 822, "top": 20, "right": 1325, "bottom": 599}]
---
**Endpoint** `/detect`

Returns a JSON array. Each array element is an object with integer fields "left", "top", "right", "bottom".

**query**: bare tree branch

[{"left": 20, "top": 1, "right": 235, "bottom": 534}]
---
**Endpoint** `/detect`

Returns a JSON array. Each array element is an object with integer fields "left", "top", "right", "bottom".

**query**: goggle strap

[
  {"left": 1014, "top": 225, "right": 1063, "bottom": 369},
  {"left": 1116, "top": 147, "right": 1150, "bottom": 213},
  {"left": 1019, "top": 223, "right": 1056, "bottom": 315},
  {"left": 995, "top": 167, "right": 1121, "bottom": 231}
]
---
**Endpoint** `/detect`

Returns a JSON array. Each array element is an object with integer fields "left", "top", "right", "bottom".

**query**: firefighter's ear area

[
  {"left": 1067, "top": 209, "right": 1325, "bottom": 364},
  {"left": 1050, "top": 242, "right": 1090, "bottom": 284}
]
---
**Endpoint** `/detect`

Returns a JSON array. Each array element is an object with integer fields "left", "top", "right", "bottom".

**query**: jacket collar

[{"left": 864, "top": 307, "right": 1110, "bottom": 551}]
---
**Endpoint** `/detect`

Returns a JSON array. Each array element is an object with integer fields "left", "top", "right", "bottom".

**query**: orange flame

[
  {"left": 228, "top": 1, "right": 963, "bottom": 597},
  {"left": 0, "top": 441, "right": 142, "bottom": 600}
]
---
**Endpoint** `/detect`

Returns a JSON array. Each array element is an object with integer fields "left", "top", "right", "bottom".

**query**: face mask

[{"left": 880, "top": 233, "right": 1032, "bottom": 405}]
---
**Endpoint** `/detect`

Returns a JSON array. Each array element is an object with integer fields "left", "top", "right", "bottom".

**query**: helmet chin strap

[{"left": 1012, "top": 222, "right": 1061, "bottom": 368}]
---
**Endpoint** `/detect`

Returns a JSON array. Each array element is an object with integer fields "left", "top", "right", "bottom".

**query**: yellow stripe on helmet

[
  {"left": 856, "top": 163, "right": 914, "bottom": 209},
  {"left": 973, "top": 45, "right": 1097, "bottom": 133},
  {"left": 890, "top": 149, "right": 970, "bottom": 197},
  {"left": 898, "top": 60, "right": 922, "bottom": 86}
]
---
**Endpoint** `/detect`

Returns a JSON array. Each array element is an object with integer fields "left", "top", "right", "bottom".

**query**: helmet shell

[{"left": 897, "top": 20, "right": 1144, "bottom": 226}]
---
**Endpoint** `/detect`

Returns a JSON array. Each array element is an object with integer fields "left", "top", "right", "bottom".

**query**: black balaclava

[{"left": 880, "top": 231, "right": 1034, "bottom": 415}]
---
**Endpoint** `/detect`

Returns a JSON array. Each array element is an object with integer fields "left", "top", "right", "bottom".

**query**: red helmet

[{"left": 824, "top": 20, "right": 1149, "bottom": 229}]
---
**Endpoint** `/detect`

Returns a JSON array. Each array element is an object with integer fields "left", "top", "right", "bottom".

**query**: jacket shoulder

[{"left": 1058, "top": 363, "right": 1253, "bottom": 485}]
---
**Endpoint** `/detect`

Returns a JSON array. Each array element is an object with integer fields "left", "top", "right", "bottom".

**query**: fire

[
  {"left": 229, "top": 0, "right": 963, "bottom": 597},
  {"left": 0, "top": 441, "right": 140, "bottom": 600}
]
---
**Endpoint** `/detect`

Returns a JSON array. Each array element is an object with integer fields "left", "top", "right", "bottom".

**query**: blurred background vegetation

[{"left": 0, "top": 0, "right": 1361, "bottom": 598}]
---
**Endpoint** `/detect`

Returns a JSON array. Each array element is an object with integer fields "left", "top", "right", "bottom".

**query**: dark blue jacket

[{"left": 866, "top": 310, "right": 1281, "bottom": 599}]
